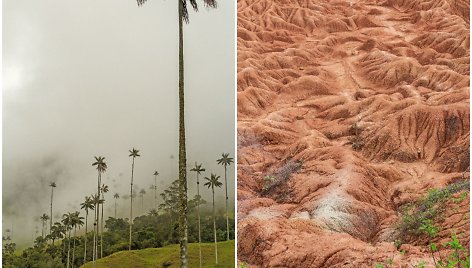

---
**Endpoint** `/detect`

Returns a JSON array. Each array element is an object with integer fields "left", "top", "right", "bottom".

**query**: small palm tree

[
  {"left": 50, "top": 222, "right": 65, "bottom": 245},
  {"left": 80, "top": 196, "right": 94, "bottom": 263},
  {"left": 148, "top": 209, "right": 158, "bottom": 217},
  {"left": 204, "top": 173, "right": 222, "bottom": 265},
  {"left": 49, "top": 182, "right": 57, "bottom": 235},
  {"left": 40, "top": 213, "right": 50, "bottom": 238},
  {"left": 113, "top": 193, "right": 120, "bottom": 218},
  {"left": 217, "top": 153, "right": 233, "bottom": 241},
  {"left": 190, "top": 162, "right": 205, "bottom": 267},
  {"left": 128, "top": 148, "right": 140, "bottom": 250},
  {"left": 135, "top": 1, "right": 218, "bottom": 266},
  {"left": 100, "top": 184, "right": 109, "bottom": 258},
  {"left": 92, "top": 156, "right": 107, "bottom": 261}
]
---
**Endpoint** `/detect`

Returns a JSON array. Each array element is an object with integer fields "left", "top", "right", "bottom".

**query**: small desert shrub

[
  {"left": 262, "top": 159, "right": 303, "bottom": 194},
  {"left": 398, "top": 180, "right": 469, "bottom": 238},
  {"left": 350, "top": 122, "right": 364, "bottom": 150}
]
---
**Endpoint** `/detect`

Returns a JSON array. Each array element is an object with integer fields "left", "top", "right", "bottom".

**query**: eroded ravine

[{"left": 237, "top": 0, "right": 469, "bottom": 267}]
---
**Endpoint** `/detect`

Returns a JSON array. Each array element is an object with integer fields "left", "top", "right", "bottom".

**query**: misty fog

[{"left": 3, "top": 0, "right": 235, "bottom": 247}]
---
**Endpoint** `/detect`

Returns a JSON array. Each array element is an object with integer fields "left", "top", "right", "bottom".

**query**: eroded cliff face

[{"left": 237, "top": 0, "right": 470, "bottom": 267}]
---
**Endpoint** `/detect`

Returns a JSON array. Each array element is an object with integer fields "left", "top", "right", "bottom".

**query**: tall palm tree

[
  {"left": 217, "top": 153, "right": 233, "bottom": 241},
  {"left": 204, "top": 173, "right": 222, "bottom": 265},
  {"left": 62, "top": 212, "right": 73, "bottom": 268},
  {"left": 40, "top": 213, "right": 50, "bottom": 238},
  {"left": 153, "top": 171, "right": 159, "bottom": 210},
  {"left": 128, "top": 148, "right": 140, "bottom": 250},
  {"left": 139, "top": 189, "right": 146, "bottom": 213},
  {"left": 190, "top": 162, "right": 205, "bottom": 267},
  {"left": 113, "top": 193, "right": 120, "bottom": 218},
  {"left": 100, "top": 184, "right": 109, "bottom": 258},
  {"left": 71, "top": 211, "right": 84, "bottom": 268},
  {"left": 80, "top": 196, "right": 94, "bottom": 263},
  {"left": 49, "top": 182, "right": 57, "bottom": 235},
  {"left": 135, "top": 1, "right": 218, "bottom": 266},
  {"left": 90, "top": 194, "right": 101, "bottom": 262},
  {"left": 92, "top": 156, "right": 107, "bottom": 261}
]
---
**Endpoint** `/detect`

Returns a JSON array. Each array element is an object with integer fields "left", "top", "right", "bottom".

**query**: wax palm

[
  {"left": 217, "top": 153, "right": 233, "bottom": 241},
  {"left": 113, "top": 193, "right": 120, "bottom": 218},
  {"left": 91, "top": 193, "right": 103, "bottom": 262},
  {"left": 190, "top": 162, "right": 205, "bottom": 267},
  {"left": 71, "top": 211, "right": 84, "bottom": 267},
  {"left": 80, "top": 196, "right": 95, "bottom": 263},
  {"left": 49, "top": 182, "right": 56, "bottom": 236},
  {"left": 135, "top": 1, "right": 217, "bottom": 266},
  {"left": 128, "top": 148, "right": 140, "bottom": 250},
  {"left": 204, "top": 173, "right": 222, "bottom": 264},
  {"left": 153, "top": 171, "right": 159, "bottom": 210},
  {"left": 40, "top": 213, "right": 50, "bottom": 238},
  {"left": 62, "top": 213, "right": 74, "bottom": 268},
  {"left": 100, "top": 184, "right": 109, "bottom": 258},
  {"left": 92, "top": 156, "right": 107, "bottom": 261}
]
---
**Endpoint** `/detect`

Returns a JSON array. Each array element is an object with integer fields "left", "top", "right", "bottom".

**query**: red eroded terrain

[{"left": 237, "top": 0, "right": 470, "bottom": 267}]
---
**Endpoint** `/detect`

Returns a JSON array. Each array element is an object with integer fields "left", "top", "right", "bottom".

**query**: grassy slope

[{"left": 81, "top": 240, "right": 235, "bottom": 268}]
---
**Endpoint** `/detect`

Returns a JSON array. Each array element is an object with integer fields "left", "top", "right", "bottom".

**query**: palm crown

[
  {"left": 49, "top": 182, "right": 57, "bottom": 188},
  {"left": 137, "top": 0, "right": 217, "bottom": 23},
  {"left": 216, "top": 153, "right": 233, "bottom": 167},
  {"left": 113, "top": 193, "right": 120, "bottom": 199},
  {"left": 101, "top": 184, "right": 109, "bottom": 194},
  {"left": 153, "top": 171, "right": 159, "bottom": 176},
  {"left": 129, "top": 148, "right": 140, "bottom": 158},
  {"left": 80, "top": 196, "right": 94, "bottom": 212},
  {"left": 190, "top": 162, "right": 205, "bottom": 175},
  {"left": 92, "top": 156, "right": 107, "bottom": 173},
  {"left": 204, "top": 174, "right": 222, "bottom": 189},
  {"left": 40, "top": 213, "right": 50, "bottom": 221}
]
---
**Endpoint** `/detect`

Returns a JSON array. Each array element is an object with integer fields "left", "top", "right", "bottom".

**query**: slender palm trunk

[
  {"left": 114, "top": 199, "right": 117, "bottom": 218},
  {"left": 67, "top": 229, "right": 71, "bottom": 268},
  {"left": 42, "top": 221, "right": 45, "bottom": 238},
  {"left": 212, "top": 187, "right": 218, "bottom": 264},
  {"left": 129, "top": 157, "right": 135, "bottom": 251},
  {"left": 72, "top": 226, "right": 77, "bottom": 267},
  {"left": 154, "top": 175, "right": 157, "bottom": 210},
  {"left": 197, "top": 174, "right": 202, "bottom": 268},
  {"left": 97, "top": 174, "right": 102, "bottom": 260},
  {"left": 92, "top": 223, "right": 96, "bottom": 263},
  {"left": 101, "top": 194, "right": 104, "bottom": 259},
  {"left": 224, "top": 165, "right": 229, "bottom": 241},
  {"left": 84, "top": 210, "right": 88, "bottom": 264},
  {"left": 50, "top": 187, "right": 54, "bottom": 235},
  {"left": 141, "top": 196, "right": 144, "bottom": 214},
  {"left": 178, "top": 1, "right": 188, "bottom": 267}
]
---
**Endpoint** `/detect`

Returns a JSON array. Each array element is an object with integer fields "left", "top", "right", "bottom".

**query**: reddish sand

[{"left": 237, "top": 0, "right": 470, "bottom": 267}]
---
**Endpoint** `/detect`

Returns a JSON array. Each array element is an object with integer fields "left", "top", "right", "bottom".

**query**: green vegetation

[
  {"left": 3, "top": 177, "right": 234, "bottom": 267},
  {"left": 398, "top": 180, "right": 469, "bottom": 238},
  {"left": 393, "top": 180, "right": 470, "bottom": 268},
  {"left": 81, "top": 240, "right": 234, "bottom": 268}
]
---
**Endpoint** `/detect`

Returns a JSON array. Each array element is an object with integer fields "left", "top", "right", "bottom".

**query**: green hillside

[{"left": 81, "top": 240, "right": 235, "bottom": 268}]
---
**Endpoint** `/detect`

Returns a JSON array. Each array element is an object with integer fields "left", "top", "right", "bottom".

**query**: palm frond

[
  {"left": 203, "top": 0, "right": 217, "bottom": 8},
  {"left": 136, "top": 0, "right": 148, "bottom": 6}
]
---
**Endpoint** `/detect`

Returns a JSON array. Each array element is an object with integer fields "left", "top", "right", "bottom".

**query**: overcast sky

[{"left": 3, "top": 0, "right": 235, "bottom": 246}]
